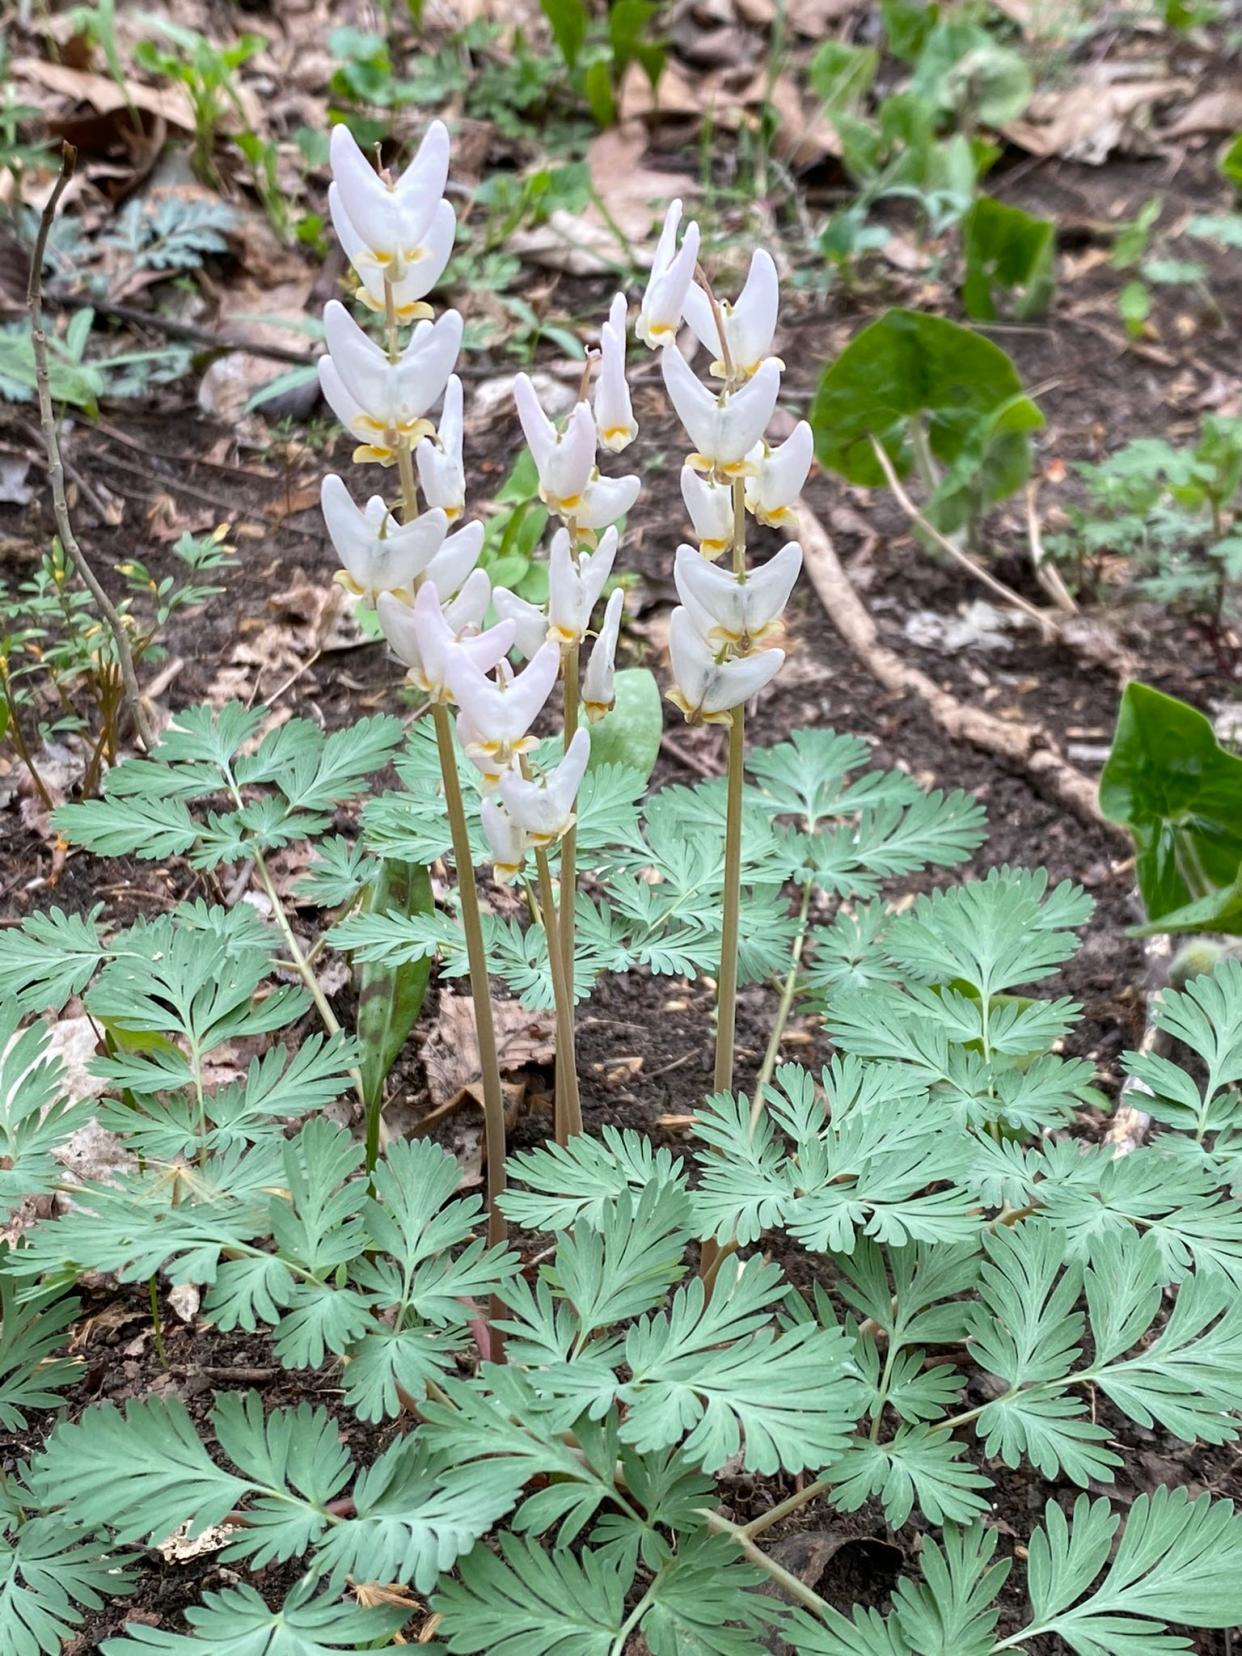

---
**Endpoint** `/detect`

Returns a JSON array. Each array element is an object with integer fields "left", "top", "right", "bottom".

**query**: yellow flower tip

[
  {"left": 333, "top": 571, "right": 365, "bottom": 596},
  {"left": 583, "top": 699, "right": 613, "bottom": 723},
  {"left": 549, "top": 625, "right": 580, "bottom": 647},
  {"left": 352, "top": 444, "right": 397, "bottom": 466},
  {"left": 699, "top": 538, "right": 729, "bottom": 560},
  {"left": 494, "top": 860, "right": 525, "bottom": 881},
  {"left": 395, "top": 301, "right": 435, "bottom": 323},
  {"left": 686, "top": 453, "right": 713, "bottom": 474}
]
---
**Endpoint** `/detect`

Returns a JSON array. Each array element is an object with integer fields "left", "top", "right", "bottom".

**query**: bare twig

[
  {"left": 1025, "top": 479, "right": 1078, "bottom": 616},
  {"left": 867, "top": 435, "right": 1059, "bottom": 639},
  {"left": 27, "top": 145, "right": 156, "bottom": 752},
  {"left": 788, "top": 498, "right": 1119, "bottom": 836}
]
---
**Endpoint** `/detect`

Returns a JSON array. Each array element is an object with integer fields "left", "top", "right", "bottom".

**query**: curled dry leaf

[
  {"left": 1003, "top": 77, "right": 1193, "bottom": 163},
  {"left": 419, "top": 993, "right": 555, "bottom": 1111}
]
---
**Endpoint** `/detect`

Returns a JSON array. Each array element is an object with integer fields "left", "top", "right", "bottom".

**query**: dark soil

[{"left": 3, "top": 109, "right": 1242, "bottom": 1656}]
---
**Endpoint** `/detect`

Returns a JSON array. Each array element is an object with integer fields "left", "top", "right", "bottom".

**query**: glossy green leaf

[
  {"left": 356, "top": 859, "right": 433, "bottom": 1114},
  {"left": 1099, "top": 681, "right": 1242, "bottom": 925},
  {"left": 586, "top": 667, "right": 662, "bottom": 783},
  {"left": 961, "top": 196, "right": 1055, "bottom": 321},
  {"left": 810, "top": 309, "right": 1043, "bottom": 530}
]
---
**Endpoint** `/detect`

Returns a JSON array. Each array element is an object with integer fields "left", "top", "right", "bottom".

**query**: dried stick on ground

[
  {"left": 789, "top": 498, "right": 1122, "bottom": 836},
  {"left": 27, "top": 144, "right": 155, "bottom": 752}
]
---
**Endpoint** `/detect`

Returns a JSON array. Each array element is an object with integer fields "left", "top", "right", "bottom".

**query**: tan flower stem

[
  {"left": 432, "top": 701, "right": 510, "bottom": 1251},
  {"left": 531, "top": 849, "right": 583, "bottom": 1144},
  {"left": 712, "top": 473, "right": 751, "bottom": 1099},
  {"left": 556, "top": 640, "right": 580, "bottom": 1080},
  {"left": 381, "top": 273, "right": 509, "bottom": 1256}
]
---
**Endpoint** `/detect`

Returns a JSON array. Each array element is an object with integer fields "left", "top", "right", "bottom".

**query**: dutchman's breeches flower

[
  {"left": 447, "top": 642, "right": 561, "bottom": 780},
  {"left": 499, "top": 727, "right": 591, "bottom": 845},
  {"left": 329, "top": 120, "right": 450, "bottom": 277},
  {"left": 681, "top": 248, "right": 782, "bottom": 380},
  {"left": 320, "top": 302, "right": 463, "bottom": 464},
  {"left": 667, "top": 606, "right": 784, "bottom": 725},
  {"left": 329, "top": 184, "right": 456, "bottom": 323},
  {"left": 320, "top": 474, "right": 449, "bottom": 599},
  {"left": 416, "top": 376, "right": 466, "bottom": 520},
  {"left": 513, "top": 377, "right": 598, "bottom": 517},
  {"left": 745, "top": 421, "right": 814, "bottom": 528},
  {"left": 673, "top": 542, "right": 803, "bottom": 653},
  {"left": 480, "top": 796, "right": 528, "bottom": 882},
  {"left": 582, "top": 587, "right": 624, "bottom": 720},
  {"left": 595, "top": 293, "right": 637, "bottom": 452},
  {"left": 661, "top": 346, "right": 782, "bottom": 478},
  {"left": 377, "top": 576, "right": 511, "bottom": 701},
  {"left": 492, "top": 587, "right": 550, "bottom": 661},
  {"left": 637, "top": 200, "right": 701, "bottom": 349},
  {"left": 681, "top": 465, "right": 734, "bottom": 559},
  {"left": 548, "top": 526, "right": 618, "bottom": 644}
]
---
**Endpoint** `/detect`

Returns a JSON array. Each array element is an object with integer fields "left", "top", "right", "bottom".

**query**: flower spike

[
  {"left": 322, "top": 302, "right": 462, "bottom": 461},
  {"left": 583, "top": 587, "right": 624, "bottom": 721},
  {"left": 666, "top": 605, "right": 784, "bottom": 725},
  {"left": 682, "top": 249, "right": 781, "bottom": 380},
  {"left": 637, "top": 200, "right": 701, "bottom": 350},
  {"left": 661, "top": 346, "right": 780, "bottom": 476},
  {"left": 320, "top": 474, "right": 448, "bottom": 599},
  {"left": 448, "top": 640, "right": 561, "bottom": 754}
]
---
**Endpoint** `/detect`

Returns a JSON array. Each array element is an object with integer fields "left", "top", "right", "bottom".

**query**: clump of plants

[
  {"left": 4, "top": 120, "right": 1242, "bottom": 1656},
  {"left": 1045, "top": 418, "right": 1242, "bottom": 629}
]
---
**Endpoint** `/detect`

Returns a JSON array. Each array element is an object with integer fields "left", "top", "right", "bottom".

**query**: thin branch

[
  {"left": 700, "top": 1509, "right": 833, "bottom": 1617},
  {"left": 27, "top": 145, "right": 156, "bottom": 752},
  {"left": 1025, "top": 479, "right": 1078, "bottom": 615},
  {"left": 867, "top": 435, "right": 1059, "bottom": 639}
]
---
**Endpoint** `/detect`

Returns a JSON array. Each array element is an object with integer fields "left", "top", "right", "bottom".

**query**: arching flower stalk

[
  {"left": 642, "top": 237, "right": 811, "bottom": 1106},
  {"left": 321, "top": 120, "right": 511, "bottom": 1250}
]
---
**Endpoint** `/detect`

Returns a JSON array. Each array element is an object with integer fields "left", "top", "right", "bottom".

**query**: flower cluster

[
  {"left": 638, "top": 207, "right": 811, "bottom": 724},
  {"left": 318, "top": 122, "right": 636, "bottom": 889}
]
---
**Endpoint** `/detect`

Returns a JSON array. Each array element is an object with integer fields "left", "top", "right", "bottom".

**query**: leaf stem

[
  {"left": 701, "top": 1508, "right": 833, "bottom": 1616},
  {"left": 749, "top": 875, "right": 813, "bottom": 1130}
]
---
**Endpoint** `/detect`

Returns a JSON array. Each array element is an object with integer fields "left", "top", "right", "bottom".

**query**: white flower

[
  {"left": 582, "top": 587, "right": 624, "bottom": 720},
  {"left": 637, "top": 200, "right": 701, "bottom": 350},
  {"left": 595, "top": 292, "right": 636, "bottom": 453},
  {"left": 416, "top": 375, "right": 466, "bottom": 520},
  {"left": 320, "top": 302, "right": 462, "bottom": 462},
  {"left": 448, "top": 641, "right": 561, "bottom": 772},
  {"left": 673, "top": 541, "right": 802, "bottom": 652},
  {"left": 320, "top": 474, "right": 448, "bottom": 599},
  {"left": 661, "top": 346, "right": 780, "bottom": 476},
  {"left": 548, "top": 526, "right": 618, "bottom": 645},
  {"left": 499, "top": 728, "right": 591, "bottom": 845},
  {"left": 480, "top": 796, "right": 527, "bottom": 881},
  {"left": 575, "top": 471, "right": 641, "bottom": 533},
  {"left": 493, "top": 588, "right": 549, "bottom": 661},
  {"left": 745, "top": 421, "right": 814, "bottom": 528},
  {"left": 682, "top": 249, "right": 781, "bottom": 380},
  {"left": 330, "top": 185, "right": 455, "bottom": 323},
  {"left": 681, "top": 464, "right": 734, "bottom": 560},
  {"left": 666, "top": 605, "right": 784, "bottom": 725},
  {"left": 423, "top": 519, "right": 484, "bottom": 599},
  {"left": 513, "top": 376, "right": 598, "bottom": 517},
  {"left": 329, "top": 121, "right": 450, "bottom": 275},
  {"left": 377, "top": 576, "right": 512, "bottom": 700}
]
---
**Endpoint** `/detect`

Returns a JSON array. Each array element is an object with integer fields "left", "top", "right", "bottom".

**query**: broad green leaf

[
  {"left": 433, "top": 1532, "right": 627, "bottom": 1652},
  {"left": 961, "top": 196, "right": 1055, "bottom": 321},
  {"left": 585, "top": 667, "right": 662, "bottom": 783},
  {"left": 1099, "top": 680, "right": 1242, "bottom": 924},
  {"left": 809, "top": 309, "right": 1043, "bottom": 531},
  {"left": 356, "top": 858, "right": 432, "bottom": 1114}
]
